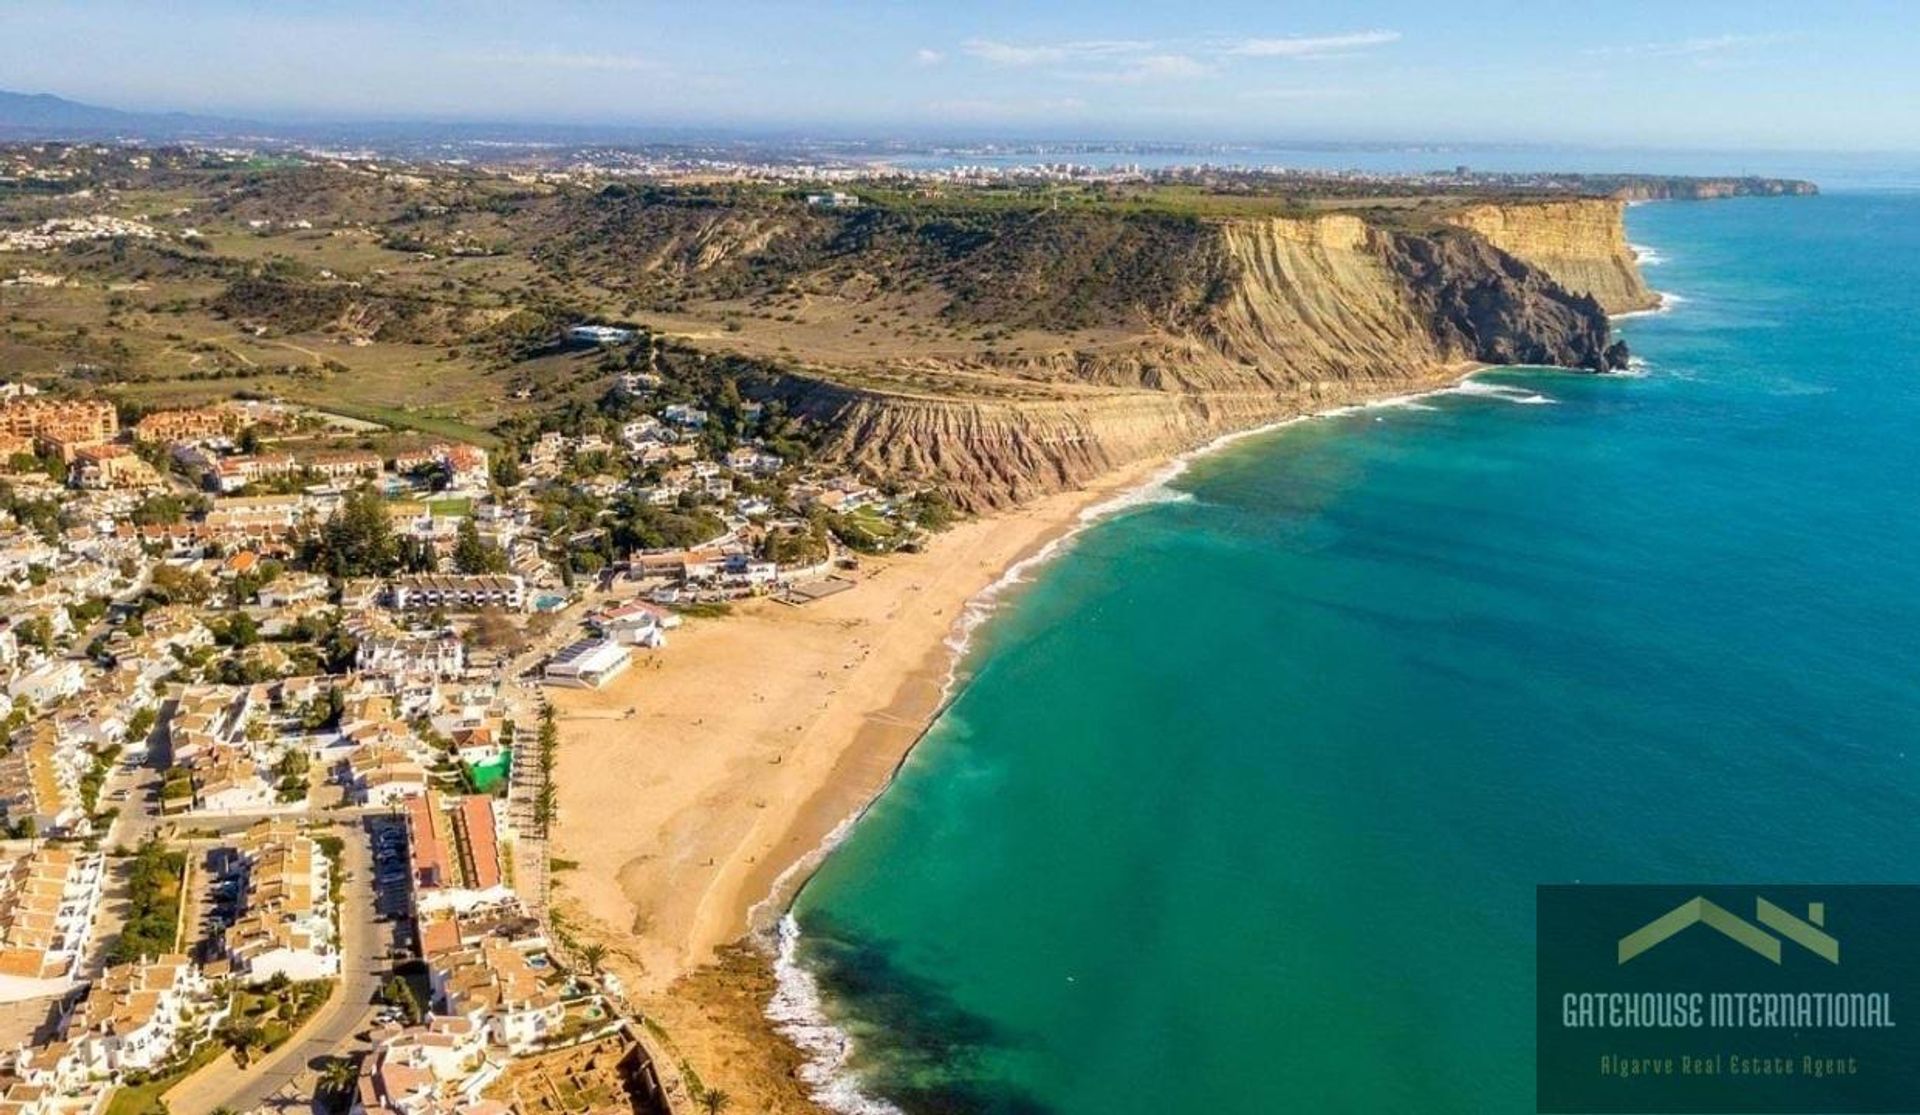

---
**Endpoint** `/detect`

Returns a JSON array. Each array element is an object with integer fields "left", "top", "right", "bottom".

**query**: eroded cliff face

[
  {"left": 1439, "top": 199, "right": 1657, "bottom": 315},
  {"left": 769, "top": 201, "right": 1645, "bottom": 509}
]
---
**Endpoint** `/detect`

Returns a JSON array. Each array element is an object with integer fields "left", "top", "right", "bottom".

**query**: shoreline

[
  {"left": 545, "top": 453, "right": 1175, "bottom": 993},
  {"left": 545, "top": 360, "right": 1494, "bottom": 1112}
]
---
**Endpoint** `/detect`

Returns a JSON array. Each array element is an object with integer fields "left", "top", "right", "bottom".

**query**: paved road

[{"left": 163, "top": 824, "right": 391, "bottom": 1115}]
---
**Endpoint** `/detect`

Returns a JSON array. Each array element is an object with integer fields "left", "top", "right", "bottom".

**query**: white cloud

[
  {"left": 956, "top": 31, "right": 1397, "bottom": 80},
  {"left": 914, "top": 48, "right": 944, "bottom": 66},
  {"left": 1129, "top": 53, "right": 1211, "bottom": 80},
  {"left": 960, "top": 38, "right": 1152, "bottom": 66},
  {"left": 1223, "top": 30, "right": 1401, "bottom": 58},
  {"left": 1068, "top": 53, "right": 1213, "bottom": 85}
]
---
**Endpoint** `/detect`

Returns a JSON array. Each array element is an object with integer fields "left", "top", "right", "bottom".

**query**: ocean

[{"left": 778, "top": 185, "right": 1920, "bottom": 1112}]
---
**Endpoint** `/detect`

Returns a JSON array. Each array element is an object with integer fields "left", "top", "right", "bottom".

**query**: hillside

[{"left": 0, "top": 153, "right": 1679, "bottom": 507}]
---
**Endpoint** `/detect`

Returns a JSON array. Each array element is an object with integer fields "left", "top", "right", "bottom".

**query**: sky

[{"left": 3, "top": 0, "right": 1918, "bottom": 151}]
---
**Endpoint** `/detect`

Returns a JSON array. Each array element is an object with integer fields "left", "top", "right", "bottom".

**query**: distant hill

[
  {"left": 0, "top": 89, "right": 255, "bottom": 140},
  {"left": 0, "top": 88, "right": 733, "bottom": 149}
]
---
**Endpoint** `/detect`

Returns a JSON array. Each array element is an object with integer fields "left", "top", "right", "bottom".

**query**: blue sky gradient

[{"left": 3, "top": 0, "right": 1916, "bottom": 149}]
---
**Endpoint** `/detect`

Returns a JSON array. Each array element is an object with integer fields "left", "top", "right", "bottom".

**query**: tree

[
  {"left": 219, "top": 1017, "right": 267, "bottom": 1064},
  {"left": 318, "top": 1056, "right": 359, "bottom": 1103},
  {"left": 700, "top": 1089, "right": 732, "bottom": 1115},
  {"left": 579, "top": 942, "right": 607, "bottom": 972},
  {"left": 217, "top": 611, "right": 259, "bottom": 648},
  {"left": 452, "top": 518, "right": 508, "bottom": 574},
  {"left": 125, "top": 706, "right": 158, "bottom": 745},
  {"left": 306, "top": 487, "right": 398, "bottom": 577},
  {"left": 379, "top": 975, "right": 425, "bottom": 1024},
  {"left": 15, "top": 614, "right": 54, "bottom": 652},
  {"left": 148, "top": 563, "right": 214, "bottom": 605}
]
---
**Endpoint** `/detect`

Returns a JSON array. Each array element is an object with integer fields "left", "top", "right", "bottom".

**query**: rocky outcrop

[
  {"left": 1381, "top": 227, "right": 1628, "bottom": 370},
  {"left": 1439, "top": 199, "right": 1657, "bottom": 315},
  {"left": 765, "top": 202, "right": 1646, "bottom": 509}
]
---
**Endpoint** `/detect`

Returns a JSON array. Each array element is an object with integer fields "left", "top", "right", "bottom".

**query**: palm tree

[
  {"left": 699, "top": 1089, "right": 732, "bottom": 1115},
  {"left": 319, "top": 1056, "right": 359, "bottom": 1102},
  {"left": 579, "top": 942, "right": 607, "bottom": 972}
]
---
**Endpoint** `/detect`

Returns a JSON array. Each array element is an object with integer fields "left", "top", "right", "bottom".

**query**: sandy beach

[
  {"left": 547, "top": 458, "right": 1169, "bottom": 1003},
  {"left": 545, "top": 368, "right": 1488, "bottom": 1109}
]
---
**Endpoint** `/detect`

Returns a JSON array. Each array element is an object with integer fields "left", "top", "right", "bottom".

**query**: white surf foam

[
  {"left": 1443, "top": 379, "right": 1557, "bottom": 405},
  {"left": 1613, "top": 289, "right": 1686, "bottom": 321},
  {"left": 1629, "top": 242, "right": 1666, "bottom": 266},
  {"left": 767, "top": 916, "right": 906, "bottom": 1115}
]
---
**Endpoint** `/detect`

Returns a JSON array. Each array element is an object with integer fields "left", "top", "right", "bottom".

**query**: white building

[
  {"left": 359, "top": 630, "right": 467, "bottom": 679},
  {"left": 224, "top": 819, "right": 341, "bottom": 984},
  {"left": 0, "top": 847, "right": 107, "bottom": 1001},
  {"left": 55, "top": 954, "right": 220, "bottom": 1077},
  {"left": 390, "top": 575, "right": 526, "bottom": 613},
  {"left": 542, "top": 639, "right": 632, "bottom": 688}
]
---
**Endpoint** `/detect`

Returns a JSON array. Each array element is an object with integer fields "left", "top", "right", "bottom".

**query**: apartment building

[{"left": 222, "top": 819, "right": 340, "bottom": 984}]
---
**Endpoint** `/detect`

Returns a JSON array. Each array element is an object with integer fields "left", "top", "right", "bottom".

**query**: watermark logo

[
  {"left": 1618, "top": 896, "right": 1839, "bottom": 965},
  {"left": 1539, "top": 885, "right": 1920, "bottom": 1113}
]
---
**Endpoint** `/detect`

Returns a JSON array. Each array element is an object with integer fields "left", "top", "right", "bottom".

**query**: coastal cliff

[
  {"left": 763, "top": 202, "right": 1642, "bottom": 508},
  {"left": 1439, "top": 199, "right": 1658, "bottom": 314}
]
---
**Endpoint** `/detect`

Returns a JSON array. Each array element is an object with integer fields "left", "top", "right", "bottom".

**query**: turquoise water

[{"left": 788, "top": 189, "right": 1920, "bottom": 1113}]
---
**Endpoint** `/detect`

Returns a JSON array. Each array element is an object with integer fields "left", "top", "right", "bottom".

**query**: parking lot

[
  {"left": 369, "top": 816, "right": 414, "bottom": 950},
  {"left": 179, "top": 845, "right": 244, "bottom": 962}
]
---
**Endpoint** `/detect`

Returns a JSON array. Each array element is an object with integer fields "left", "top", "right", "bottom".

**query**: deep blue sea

[{"left": 781, "top": 182, "right": 1920, "bottom": 1113}]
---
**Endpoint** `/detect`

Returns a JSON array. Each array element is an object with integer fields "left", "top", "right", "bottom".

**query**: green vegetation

[
  {"left": 146, "top": 563, "right": 215, "bottom": 606},
  {"left": 674, "top": 601, "right": 733, "bottom": 619},
  {"left": 103, "top": 1042, "right": 227, "bottom": 1115},
  {"left": 452, "top": 517, "right": 510, "bottom": 574},
  {"left": 80, "top": 744, "right": 122, "bottom": 816},
  {"left": 762, "top": 519, "right": 831, "bottom": 566},
  {"left": 306, "top": 402, "right": 502, "bottom": 448},
  {"left": 273, "top": 748, "right": 310, "bottom": 802},
  {"left": 0, "top": 481, "right": 65, "bottom": 541},
  {"left": 129, "top": 492, "right": 208, "bottom": 525},
  {"left": 159, "top": 765, "right": 196, "bottom": 805},
  {"left": 827, "top": 505, "right": 918, "bottom": 554},
  {"left": 108, "top": 837, "right": 186, "bottom": 964},
  {"left": 220, "top": 976, "right": 334, "bottom": 1063},
  {"left": 465, "top": 748, "right": 512, "bottom": 795},
  {"left": 125, "top": 706, "right": 158, "bottom": 745},
  {"left": 314, "top": 833, "right": 346, "bottom": 906},
  {"left": 379, "top": 974, "right": 426, "bottom": 1024},
  {"left": 533, "top": 704, "right": 558, "bottom": 834},
  {"left": 302, "top": 486, "right": 431, "bottom": 577}
]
